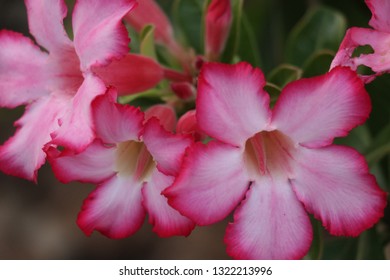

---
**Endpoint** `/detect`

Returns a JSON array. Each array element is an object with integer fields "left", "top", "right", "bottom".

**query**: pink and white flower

[
  {"left": 0, "top": 0, "right": 163, "bottom": 181},
  {"left": 164, "top": 62, "right": 387, "bottom": 259},
  {"left": 47, "top": 90, "right": 195, "bottom": 238},
  {"left": 331, "top": 0, "right": 390, "bottom": 82}
]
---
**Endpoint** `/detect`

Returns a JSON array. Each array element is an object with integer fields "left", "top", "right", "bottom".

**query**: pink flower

[
  {"left": 331, "top": 0, "right": 390, "bottom": 82},
  {"left": 205, "top": 0, "right": 233, "bottom": 61},
  {"left": 47, "top": 90, "right": 195, "bottom": 238},
  {"left": 164, "top": 62, "right": 387, "bottom": 259},
  {"left": 0, "top": 0, "right": 163, "bottom": 181}
]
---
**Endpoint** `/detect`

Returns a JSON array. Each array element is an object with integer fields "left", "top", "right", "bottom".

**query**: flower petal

[
  {"left": 46, "top": 139, "right": 116, "bottom": 184},
  {"left": 366, "top": 0, "right": 390, "bottom": 32},
  {"left": 225, "top": 176, "right": 313, "bottom": 259},
  {"left": 225, "top": 175, "right": 312, "bottom": 260},
  {"left": 197, "top": 62, "right": 271, "bottom": 147},
  {"left": 92, "top": 89, "right": 144, "bottom": 144},
  {"left": 291, "top": 145, "right": 387, "bottom": 236},
  {"left": 143, "top": 118, "right": 193, "bottom": 176},
  {"left": 25, "top": 0, "right": 73, "bottom": 53},
  {"left": 177, "top": 110, "right": 206, "bottom": 141},
  {"left": 272, "top": 67, "right": 371, "bottom": 148},
  {"left": 50, "top": 74, "right": 107, "bottom": 152},
  {"left": 93, "top": 54, "right": 163, "bottom": 95},
  {"left": 164, "top": 141, "right": 249, "bottom": 225},
  {"left": 72, "top": 0, "right": 137, "bottom": 70},
  {"left": 144, "top": 104, "right": 176, "bottom": 132},
  {"left": 0, "top": 30, "right": 49, "bottom": 108},
  {"left": 331, "top": 27, "right": 390, "bottom": 81},
  {"left": 0, "top": 95, "right": 68, "bottom": 181},
  {"left": 77, "top": 174, "right": 146, "bottom": 239},
  {"left": 142, "top": 170, "right": 195, "bottom": 237}
]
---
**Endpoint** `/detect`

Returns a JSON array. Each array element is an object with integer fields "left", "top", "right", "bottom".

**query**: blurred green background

[{"left": 0, "top": 0, "right": 389, "bottom": 259}]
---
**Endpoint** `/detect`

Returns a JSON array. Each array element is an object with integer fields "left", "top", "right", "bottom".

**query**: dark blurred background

[{"left": 0, "top": 0, "right": 389, "bottom": 259}]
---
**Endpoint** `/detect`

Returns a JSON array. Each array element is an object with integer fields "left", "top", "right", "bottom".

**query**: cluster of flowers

[{"left": 0, "top": 0, "right": 388, "bottom": 259}]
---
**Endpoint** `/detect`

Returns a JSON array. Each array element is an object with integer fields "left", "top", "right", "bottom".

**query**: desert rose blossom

[
  {"left": 47, "top": 90, "right": 195, "bottom": 238},
  {"left": 331, "top": 0, "right": 390, "bottom": 82},
  {"left": 0, "top": 0, "right": 165, "bottom": 181},
  {"left": 164, "top": 62, "right": 387, "bottom": 259}
]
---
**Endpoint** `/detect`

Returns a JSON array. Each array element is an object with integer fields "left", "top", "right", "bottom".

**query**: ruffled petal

[
  {"left": 291, "top": 145, "right": 387, "bottom": 236},
  {"left": 0, "top": 95, "right": 68, "bottom": 181},
  {"left": 92, "top": 89, "right": 144, "bottom": 144},
  {"left": 197, "top": 62, "right": 271, "bottom": 147},
  {"left": 25, "top": 0, "right": 73, "bottom": 53},
  {"left": 205, "top": 0, "right": 232, "bottom": 61},
  {"left": 142, "top": 170, "right": 195, "bottom": 237},
  {"left": 177, "top": 110, "right": 206, "bottom": 141},
  {"left": 331, "top": 27, "right": 390, "bottom": 81},
  {"left": 50, "top": 74, "right": 107, "bottom": 152},
  {"left": 225, "top": 175, "right": 312, "bottom": 260},
  {"left": 72, "top": 0, "right": 137, "bottom": 70},
  {"left": 143, "top": 118, "right": 193, "bottom": 176},
  {"left": 272, "top": 67, "right": 371, "bottom": 148},
  {"left": 164, "top": 141, "right": 249, "bottom": 225},
  {"left": 93, "top": 54, "right": 163, "bottom": 95},
  {"left": 366, "top": 0, "right": 390, "bottom": 32},
  {"left": 46, "top": 139, "right": 116, "bottom": 184},
  {"left": 0, "top": 30, "right": 49, "bottom": 108},
  {"left": 144, "top": 104, "right": 176, "bottom": 132},
  {"left": 77, "top": 174, "right": 146, "bottom": 239}
]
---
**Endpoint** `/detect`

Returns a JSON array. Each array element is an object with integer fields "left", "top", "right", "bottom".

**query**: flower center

[
  {"left": 244, "top": 130, "right": 296, "bottom": 179},
  {"left": 115, "top": 140, "right": 156, "bottom": 182},
  {"left": 47, "top": 48, "right": 83, "bottom": 94}
]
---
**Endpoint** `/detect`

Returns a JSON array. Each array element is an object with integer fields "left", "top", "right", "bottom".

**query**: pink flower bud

[
  {"left": 205, "top": 0, "right": 232, "bottom": 61},
  {"left": 170, "top": 82, "right": 196, "bottom": 100}
]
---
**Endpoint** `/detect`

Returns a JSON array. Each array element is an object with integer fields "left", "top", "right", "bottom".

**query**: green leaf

[
  {"left": 264, "top": 82, "right": 281, "bottom": 108},
  {"left": 235, "top": 12, "right": 261, "bottom": 66},
  {"left": 127, "top": 25, "right": 141, "bottom": 53},
  {"left": 119, "top": 89, "right": 168, "bottom": 111},
  {"left": 334, "top": 125, "right": 372, "bottom": 154},
  {"left": 285, "top": 6, "right": 347, "bottom": 67},
  {"left": 302, "top": 50, "right": 335, "bottom": 78},
  {"left": 322, "top": 237, "right": 358, "bottom": 260},
  {"left": 305, "top": 217, "right": 324, "bottom": 260},
  {"left": 172, "top": 0, "right": 204, "bottom": 53},
  {"left": 267, "top": 64, "right": 302, "bottom": 88},
  {"left": 140, "top": 25, "right": 157, "bottom": 60},
  {"left": 222, "top": 0, "right": 244, "bottom": 63},
  {"left": 365, "top": 123, "right": 390, "bottom": 167},
  {"left": 356, "top": 228, "right": 386, "bottom": 260}
]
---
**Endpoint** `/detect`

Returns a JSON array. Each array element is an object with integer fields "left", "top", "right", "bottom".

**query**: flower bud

[{"left": 205, "top": 0, "right": 232, "bottom": 61}]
